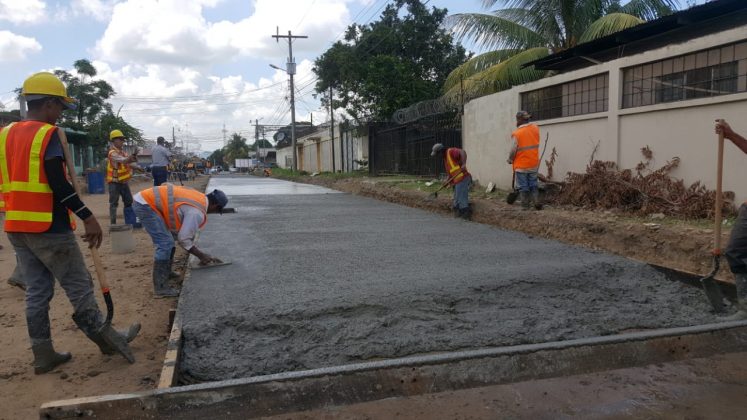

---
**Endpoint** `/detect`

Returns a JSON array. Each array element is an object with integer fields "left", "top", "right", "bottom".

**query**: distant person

[
  {"left": 431, "top": 143, "right": 472, "bottom": 220},
  {"left": 715, "top": 119, "right": 747, "bottom": 320},
  {"left": 107, "top": 130, "right": 138, "bottom": 225},
  {"left": 508, "top": 110, "right": 542, "bottom": 210},
  {"left": 151, "top": 136, "right": 172, "bottom": 186},
  {"left": 133, "top": 185, "right": 228, "bottom": 298}
]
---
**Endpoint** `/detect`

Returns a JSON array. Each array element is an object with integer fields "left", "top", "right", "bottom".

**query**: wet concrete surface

[{"left": 180, "top": 176, "right": 719, "bottom": 382}]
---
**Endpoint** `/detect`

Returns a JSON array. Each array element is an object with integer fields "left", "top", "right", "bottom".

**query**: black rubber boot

[
  {"left": 520, "top": 192, "right": 530, "bottom": 210},
  {"left": 459, "top": 207, "right": 472, "bottom": 221},
  {"left": 168, "top": 247, "right": 180, "bottom": 280},
  {"left": 109, "top": 207, "right": 117, "bottom": 225},
  {"left": 722, "top": 273, "right": 747, "bottom": 321},
  {"left": 532, "top": 190, "right": 543, "bottom": 210},
  {"left": 72, "top": 304, "right": 137, "bottom": 363},
  {"left": 32, "top": 340, "right": 71, "bottom": 374},
  {"left": 153, "top": 260, "right": 180, "bottom": 298}
]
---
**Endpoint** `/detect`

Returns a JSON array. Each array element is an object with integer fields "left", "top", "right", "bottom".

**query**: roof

[{"left": 526, "top": 0, "right": 747, "bottom": 72}]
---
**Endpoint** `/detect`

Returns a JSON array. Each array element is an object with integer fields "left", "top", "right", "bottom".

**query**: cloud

[
  {"left": 0, "top": 0, "right": 45, "bottom": 24},
  {"left": 67, "top": 0, "right": 117, "bottom": 22},
  {"left": 95, "top": 0, "right": 353, "bottom": 66},
  {"left": 0, "top": 31, "right": 42, "bottom": 62}
]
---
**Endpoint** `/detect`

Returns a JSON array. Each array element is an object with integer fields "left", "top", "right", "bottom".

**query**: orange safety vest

[
  {"left": 444, "top": 148, "right": 469, "bottom": 185},
  {"left": 0, "top": 121, "right": 75, "bottom": 232},
  {"left": 140, "top": 184, "right": 207, "bottom": 233},
  {"left": 107, "top": 146, "right": 132, "bottom": 183},
  {"left": 511, "top": 123, "right": 540, "bottom": 171}
]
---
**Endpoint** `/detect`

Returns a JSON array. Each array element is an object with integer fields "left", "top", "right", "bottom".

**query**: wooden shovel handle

[
  {"left": 714, "top": 121, "right": 725, "bottom": 254},
  {"left": 57, "top": 128, "right": 111, "bottom": 290}
]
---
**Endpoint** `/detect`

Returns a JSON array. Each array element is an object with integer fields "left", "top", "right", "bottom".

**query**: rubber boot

[
  {"left": 31, "top": 339, "right": 71, "bottom": 374},
  {"left": 72, "top": 304, "right": 137, "bottom": 363},
  {"left": 520, "top": 191, "right": 530, "bottom": 210},
  {"left": 153, "top": 260, "right": 180, "bottom": 298},
  {"left": 532, "top": 190, "right": 543, "bottom": 210},
  {"left": 168, "top": 247, "right": 180, "bottom": 280},
  {"left": 459, "top": 206, "right": 472, "bottom": 221},
  {"left": 722, "top": 273, "right": 747, "bottom": 321},
  {"left": 109, "top": 207, "right": 117, "bottom": 225},
  {"left": 73, "top": 310, "right": 141, "bottom": 355},
  {"left": 7, "top": 257, "right": 25, "bottom": 291}
]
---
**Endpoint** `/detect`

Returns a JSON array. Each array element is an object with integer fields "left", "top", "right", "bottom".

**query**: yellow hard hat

[
  {"left": 110, "top": 129, "right": 125, "bottom": 140},
  {"left": 22, "top": 72, "right": 76, "bottom": 109}
]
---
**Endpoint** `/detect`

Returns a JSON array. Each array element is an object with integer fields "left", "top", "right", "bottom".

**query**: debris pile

[{"left": 550, "top": 147, "right": 736, "bottom": 219}]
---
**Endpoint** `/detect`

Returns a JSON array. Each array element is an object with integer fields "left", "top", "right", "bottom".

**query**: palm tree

[{"left": 443, "top": 0, "right": 679, "bottom": 100}]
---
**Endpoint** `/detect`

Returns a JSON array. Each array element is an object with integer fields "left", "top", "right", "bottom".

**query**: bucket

[
  {"left": 110, "top": 224, "right": 136, "bottom": 254},
  {"left": 87, "top": 171, "right": 105, "bottom": 194}
]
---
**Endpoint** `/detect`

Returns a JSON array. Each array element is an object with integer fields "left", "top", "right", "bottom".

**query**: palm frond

[
  {"left": 443, "top": 49, "right": 522, "bottom": 93},
  {"left": 619, "top": 0, "right": 678, "bottom": 21},
  {"left": 578, "top": 13, "right": 644, "bottom": 44},
  {"left": 444, "top": 12, "right": 547, "bottom": 51}
]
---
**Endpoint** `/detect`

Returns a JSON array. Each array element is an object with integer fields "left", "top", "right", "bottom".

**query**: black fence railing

[{"left": 368, "top": 112, "right": 461, "bottom": 177}]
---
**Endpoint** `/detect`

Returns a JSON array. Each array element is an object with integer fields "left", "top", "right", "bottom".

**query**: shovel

[
  {"left": 506, "top": 171, "right": 519, "bottom": 204},
  {"left": 700, "top": 124, "right": 727, "bottom": 313},
  {"left": 425, "top": 172, "right": 460, "bottom": 202}
]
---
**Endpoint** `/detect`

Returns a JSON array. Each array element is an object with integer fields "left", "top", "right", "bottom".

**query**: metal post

[{"left": 329, "top": 86, "right": 335, "bottom": 173}]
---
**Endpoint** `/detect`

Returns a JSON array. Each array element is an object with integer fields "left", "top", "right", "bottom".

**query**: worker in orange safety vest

[
  {"left": 507, "top": 110, "right": 542, "bottom": 210},
  {"left": 106, "top": 129, "right": 138, "bottom": 225},
  {"left": 0, "top": 72, "right": 139, "bottom": 374}
]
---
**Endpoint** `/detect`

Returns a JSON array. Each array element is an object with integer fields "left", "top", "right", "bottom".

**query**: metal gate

[{"left": 369, "top": 112, "right": 461, "bottom": 177}]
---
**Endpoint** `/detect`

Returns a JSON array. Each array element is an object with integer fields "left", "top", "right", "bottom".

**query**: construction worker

[
  {"left": 151, "top": 136, "right": 172, "bottom": 186},
  {"left": 507, "top": 110, "right": 542, "bottom": 210},
  {"left": 133, "top": 185, "right": 228, "bottom": 297},
  {"left": 107, "top": 129, "right": 137, "bottom": 225},
  {"left": 0, "top": 72, "right": 139, "bottom": 374},
  {"left": 715, "top": 119, "right": 747, "bottom": 320},
  {"left": 431, "top": 143, "right": 472, "bottom": 220}
]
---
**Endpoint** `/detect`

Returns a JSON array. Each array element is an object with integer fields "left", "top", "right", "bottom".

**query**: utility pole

[
  {"left": 222, "top": 123, "right": 227, "bottom": 147},
  {"left": 255, "top": 119, "right": 260, "bottom": 163},
  {"left": 172, "top": 126, "right": 176, "bottom": 148},
  {"left": 329, "top": 86, "right": 335, "bottom": 173},
  {"left": 272, "top": 28, "right": 307, "bottom": 172}
]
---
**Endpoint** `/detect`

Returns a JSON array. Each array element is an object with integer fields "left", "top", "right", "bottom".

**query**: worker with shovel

[
  {"left": 507, "top": 111, "right": 542, "bottom": 210},
  {"left": 0, "top": 72, "right": 139, "bottom": 374},
  {"left": 715, "top": 119, "right": 747, "bottom": 320},
  {"left": 431, "top": 143, "right": 472, "bottom": 220},
  {"left": 133, "top": 185, "right": 227, "bottom": 297}
]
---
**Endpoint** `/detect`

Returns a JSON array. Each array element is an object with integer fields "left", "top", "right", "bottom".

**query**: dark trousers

[
  {"left": 726, "top": 204, "right": 747, "bottom": 274},
  {"left": 109, "top": 182, "right": 133, "bottom": 224},
  {"left": 152, "top": 166, "right": 168, "bottom": 186}
]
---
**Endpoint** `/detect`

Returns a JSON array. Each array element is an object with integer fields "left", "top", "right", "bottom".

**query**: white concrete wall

[
  {"left": 463, "top": 25, "right": 747, "bottom": 202},
  {"left": 276, "top": 146, "right": 292, "bottom": 169}
]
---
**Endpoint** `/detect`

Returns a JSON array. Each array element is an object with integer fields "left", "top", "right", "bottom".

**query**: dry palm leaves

[{"left": 550, "top": 146, "right": 736, "bottom": 219}]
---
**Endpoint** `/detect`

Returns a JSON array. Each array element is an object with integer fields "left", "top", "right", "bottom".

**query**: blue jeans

[
  {"left": 453, "top": 176, "right": 471, "bottom": 210},
  {"left": 133, "top": 201, "right": 174, "bottom": 262},
  {"left": 515, "top": 171, "right": 538, "bottom": 193},
  {"left": 152, "top": 166, "right": 168, "bottom": 186}
]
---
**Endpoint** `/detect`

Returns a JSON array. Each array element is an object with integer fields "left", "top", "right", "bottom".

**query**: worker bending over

[
  {"left": 0, "top": 72, "right": 139, "bottom": 374},
  {"left": 715, "top": 119, "right": 747, "bottom": 320},
  {"left": 508, "top": 110, "right": 542, "bottom": 210},
  {"left": 107, "top": 129, "right": 137, "bottom": 225},
  {"left": 431, "top": 143, "right": 472, "bottom": 220},
  {"left": 133, "top": 185, "right": 227, "bottom": 297}
]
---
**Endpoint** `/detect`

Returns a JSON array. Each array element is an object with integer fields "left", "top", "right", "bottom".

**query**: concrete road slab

[
  {"left": 179, "top": 176, "right": 718, "bottom": 382},
  {"left": 207, "top": 175, "right": 341, "bottom": 195}
]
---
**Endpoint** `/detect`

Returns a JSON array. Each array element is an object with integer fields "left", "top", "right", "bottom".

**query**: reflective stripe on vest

[
  {"left": 107, "top": 147, "right": 132, "bottom": 183},
  {"left": 512, "top": 124, "right": 540, "bottom": 171},
  {"left": 0, "top": 122, "right": 59, "bottom": 232},
  {"left": 444, "top": 148, "right": 469, "bottom": 185},
  {"left": 141, "top": 184, "right": 207, "bottom": 233}
]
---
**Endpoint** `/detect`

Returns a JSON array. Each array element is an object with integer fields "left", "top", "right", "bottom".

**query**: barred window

[
  {"left": 520, "top": 74, "right": 609, "bottom": 122},
  {"left": 622, "top": 40, "right": 747, "bottom": 108}
]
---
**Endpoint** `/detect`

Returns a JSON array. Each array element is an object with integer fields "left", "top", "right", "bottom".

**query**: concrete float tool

[
  {"left": 700, "top": 121, "right": 728, "bottom": 313},
  {"left": 59, "top": 128, "right": 135, "bottom": 362}
]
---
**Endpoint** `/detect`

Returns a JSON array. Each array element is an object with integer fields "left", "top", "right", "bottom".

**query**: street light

[{"left": 270, "top": 62, "right": 298, "bottom": 172}]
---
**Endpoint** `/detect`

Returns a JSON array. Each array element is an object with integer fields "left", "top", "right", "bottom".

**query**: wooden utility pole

[
  {"left": 329, "top": 86, "right": 335, "bottom": 173},
  {"left": 272, "top": 28, "right": 307, "bottom": 172}
]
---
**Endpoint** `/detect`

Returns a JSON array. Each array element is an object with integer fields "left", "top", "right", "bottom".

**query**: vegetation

[
  {"left": 443, "top": 0, "right": 679, "bottom": 100},
  {"left": 313, "top": 0, "right": 468, "bottom": 122}
]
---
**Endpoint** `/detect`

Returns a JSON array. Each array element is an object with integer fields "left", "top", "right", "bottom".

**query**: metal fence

[{"left": 368, "top": 112, "right": 461, "bottom": 177}]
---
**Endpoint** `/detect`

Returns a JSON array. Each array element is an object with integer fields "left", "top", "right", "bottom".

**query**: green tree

[
  {"left": 208, "top": 148, "right": 226, "bottom": 168},
  {"left": 54, "top": 59, "right": 116, "bottom": 128},
  {"left": 443, "top": 0, "right": 679, "bottom": 99},
  {"left": 222, "top": 133, "right": 250, "bottom": 165},
  {"left": 313, "top": 0, "right": 468, "bottom": 122}
]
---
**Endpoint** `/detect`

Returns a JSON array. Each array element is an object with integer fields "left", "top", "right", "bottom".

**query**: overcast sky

[{"left": 0, "top": 0, "right": 704, "bottom": 154}]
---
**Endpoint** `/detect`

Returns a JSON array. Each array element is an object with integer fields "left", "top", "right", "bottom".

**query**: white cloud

[
  {"left": 0, "top": 0, "right": 45, "bottom": 24},
  {"left": 68, "top": 0, "right": 117, "bottom": 22},
  {"left": 95, "top": 0, "right": 353, "bottom": 66},
  {"left": 0, "top": 31, "right": 42, "bottom": 62}
]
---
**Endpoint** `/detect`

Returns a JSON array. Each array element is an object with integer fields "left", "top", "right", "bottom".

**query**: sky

[{"left": 0, "top": 0, "right": 704, "bottom": 154}]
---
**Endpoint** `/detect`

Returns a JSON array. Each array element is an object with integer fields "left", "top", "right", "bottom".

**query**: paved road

[{"left": 179, "top": 176, "right": 717, "bottom": 381}]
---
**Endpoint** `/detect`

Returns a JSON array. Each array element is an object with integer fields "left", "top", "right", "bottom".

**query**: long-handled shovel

[
  {"left": 700, "top": 123, "right": 727, "bottom": 313},
  {"left": 58, "top": 128, "right": 115, "bottom": 325},
  {"left": 425, "top": 172, "right": 460, "bottom": 202},
  {"left": 506, "top": 171, "right": 518, "bottom": 204}
]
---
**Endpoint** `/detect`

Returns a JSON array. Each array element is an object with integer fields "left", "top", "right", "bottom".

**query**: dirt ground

[{"left": 0, "top": 175, "right": 208, "bottom": 420}]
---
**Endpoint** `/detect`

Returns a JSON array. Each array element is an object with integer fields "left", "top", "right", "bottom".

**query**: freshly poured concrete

[{"left": 180, "top": 176, "right": 718, "bottom": 382}]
